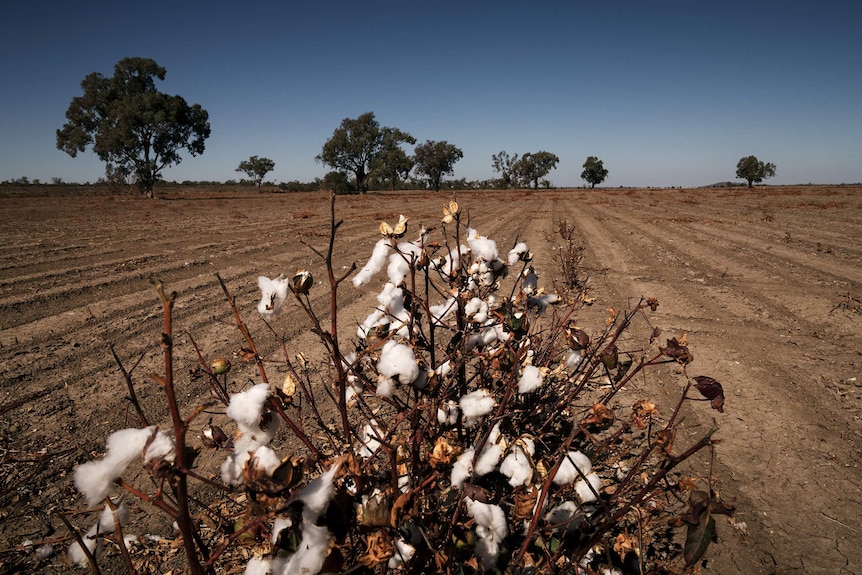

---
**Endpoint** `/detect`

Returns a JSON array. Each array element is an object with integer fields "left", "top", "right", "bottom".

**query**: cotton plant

[{"left": 66, "top": 197, "right": 729, "bottom": 574}]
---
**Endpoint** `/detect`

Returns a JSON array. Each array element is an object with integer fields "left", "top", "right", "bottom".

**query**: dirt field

[{"left": 1, "top": 185, "right": 860, "bottom": 574}]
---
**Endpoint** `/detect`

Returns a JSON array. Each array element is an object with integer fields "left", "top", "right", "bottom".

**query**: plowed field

[{"left": 1, "top": 185, "right": 860, "bottom": 574}]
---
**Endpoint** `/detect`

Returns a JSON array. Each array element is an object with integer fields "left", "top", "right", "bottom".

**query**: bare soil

[{"left": 1, "top": 185, "right": 860, "bottom": 574}]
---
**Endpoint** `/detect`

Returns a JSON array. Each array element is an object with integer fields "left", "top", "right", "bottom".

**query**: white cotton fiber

[
  {"left": 429, "top": 297, "right": 457, "bottom": 325},
  {"left": 467, "top": 228, "right": 499, "bottom": 262},
  {"left": 226, "top": 383, "right": 271, "bottom": 432},
  {"left": 274, "top": 521, "right": 331, "bottom": 575},
  {"left": 466, "top": 498, "right": 508, "bottom": 570},
  {"left": 74, "top": 427, "right": 158, "bottom": 506},
  {"left": 296, "top": 463, "right": 339, "bottom": 519},
  {"left": 358, "top": 420, "right": 384, "bottom": 459},
  {"left": 507, "top": 242, "right": 530, "bottom": 265},
  {"left": 68, "top": 500, "right": 129, "bottom": 565},
  {"left": 353, "top": 239, "right": 391, "bottom": 287},
  {"left": 459, "top": 389, "right": 495, "bottom": 427},
  {"left": 528, "top": 293, "right": 559, "bottom": 312},
  {"left": 257, "top": 276, "right": 290, "bottom": 319},
  {"left": 451, "top": 450, "right": 473, "bottom": 488},
  {"left": 437, "top": 399, "right": 459, "bottom": 426},
  {"left": 554, "top": 450, "right": 593, "bottom": 485},
  {"left": 474, "top": 424, "right": 503, "bottom": 477},
  {"left": 377, "top": 340, "right": 419, "bottom": 384},
  {"left": 143, "top": 430, "right": 175, "bottom": 463},
  {"left": 244, "top": 556, "right": 272, "bottom": 575},
  {"left": 251, "top": 446, "right": 282, "bottom": 476},
  {"left": 388, "top": 538, "right": 416, "bottom": 569},
  {"left": 500, "top": 440, "right": 535, "bottom": 487},
  {"left": 575, "top": 472, "right": 603, "bottom": 504},
  {"left": 544, "top": 501, "right": 581, "bottom": 533},
  {"left": 518, "top": 365, "right": 544, "bottom": 394},
  {"left": 387, "top": 241, "right": 422, "bottom": 286},
  {"left": 220, "top": 451, "right": 251, "bottom": 485}
]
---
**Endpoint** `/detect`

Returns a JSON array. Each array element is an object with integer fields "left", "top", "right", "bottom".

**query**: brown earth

[{"left": 1, "top": 185, "right": 860, "bottom": 574}]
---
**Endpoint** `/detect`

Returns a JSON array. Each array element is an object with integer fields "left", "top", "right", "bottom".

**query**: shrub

[{"left": 67, "top": 195, "right": 731, "bottom": 574}]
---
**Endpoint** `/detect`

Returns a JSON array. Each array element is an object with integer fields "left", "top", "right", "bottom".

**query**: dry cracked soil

[{"left": 1, "top": 185, "right": 860, "bottom": 574}]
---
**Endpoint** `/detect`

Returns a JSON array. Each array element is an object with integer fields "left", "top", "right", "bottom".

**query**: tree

[
  {"left": 514, "top": 151, "right": 559, "bottom": 189},
  {"left": 57, "top": 57, "right": 211, "bottom": 199},
  {"left": 736, "top": 155, "right": 776, "bottom": 188},
  {"left": 491, "top": 151, "right": 520, "bottom": 189},
  {"left": 316, "top": 112, "right": 413, "bottom": 194},
  {"left": 236, "top": 156, "right": 276, "bottom": 190},
  {"left": 370, "top": 129, "right": 416, "bottom": 191},
  {"left": 581, "top": 156, "right": 609, "bottom": 188},
  {"left": 322, "top": 171, "right": 355, "bottom": 195},
  {"left": 413, "top": 140, "right": 464, "bottom": 192}
]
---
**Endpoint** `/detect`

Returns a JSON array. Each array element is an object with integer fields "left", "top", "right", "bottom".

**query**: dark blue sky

[{"left": 2, "top": 0, "right": 860, "bottom": 186}]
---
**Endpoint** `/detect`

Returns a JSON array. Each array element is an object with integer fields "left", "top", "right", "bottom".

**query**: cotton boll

[
  {"left": 459, "top": 389, "right": 495, "bottom": 427},
  {"left": 388, "top": 538, "right": 416, "bottom": 569},
  {"left": 358, "top": 420, "right": 384, "bottom": 459},
  {"left": 473, "top": 423, "right": 503, "bottom": 477},
  {"left": 244, "top": 556, "right": 272, "bottom": 575},
  {"left": 376, "top": 375, "right": 396, "bottom": 398},
  {"left": 278, "top": 522, "right": 331, "bottom": 575},
  {"left": 251, "top": 446, "right": 282, "bottom": 476},
  {"left": 226, "top": 383, "right": 271, "bottom": 433},
  {"left": 74, "top": 427, "right": 157, "bottom": 506},
  {"left": 554, "top": 450, "right": 593, "bottom": 485},
  {"left": 387, "top": 241, "right": 422, "bottom": 286},
  {"left": 429, "top": 297, "right": 457, "bottom": 325},
  {"left": 377, "top": 340, "right": 419, "bottom": 384},
  {"left": 451, "top": 449, "right": 474, "bottom": 488},
  {"left": 466, "top": 498, "right": 508, "bottom": 570},
  {"left": 467, "top": 229, "right": 499, "bottom": 262},
  {"left": 544, "top": 501, "right": 582, "bottom": 533},
  {"left": 507, "top": 242, "right": 530, "bottom": 265},
  {"left": 68, "top": 500, "right": 129, "bottom": 565},
  {"left": 35, "top": 544, "right": 54, "bottom": 560},
  {"left": 220, "top": 451, "right": 251, "bottom": 485},
  {"left": 566, "top": 350, "right": 583, "bottom": 369},
  {"left": 143, "top": 430, "right": 175, "bottom": 464},
  {"left": 353, "top": 239, "right": 391, "bottom": 287},
  {"left": 437, "top": 399, "right": 459, "bottom": 426},
  {"left": 518, "top": 365, "right": 544, "bottom": 394},
  {"left": 500, "top": 440, "right": 534, "bottom": 487},
  {"left": 465, "top": 297, "right": 490, "bottom": 323},
  {"left": 296, "top": 463, "right": 339, "bottom": 519},
  {"left": 257, "top": 275, "right": 290, "bottom": 319},
  {"left": 522, "top": 268, "right": 539, "bottom": 295},
  {"left": 528, "top": 293, "right": 559, "bottom": 312},
  {"left": 575, "top": 472, "right": 603, "bottom": 504}
]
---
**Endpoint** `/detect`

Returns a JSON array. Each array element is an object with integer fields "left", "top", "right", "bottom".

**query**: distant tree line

[{"left": 49, "top": 57, "right": 780, "bottom": 196}]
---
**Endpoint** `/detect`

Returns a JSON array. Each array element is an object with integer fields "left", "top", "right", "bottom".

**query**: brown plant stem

[
  {"left": 110, "top": 345, "right": 149, "bottom": 427},
  {"left": 104, "top": 496, "right": 135, "bottom": 574},
  {"left": 149, "top": 279, "right": 207, "bottom": 575},
  {"left": 59, "top": 513, "right": 101, "bottom": 575}
]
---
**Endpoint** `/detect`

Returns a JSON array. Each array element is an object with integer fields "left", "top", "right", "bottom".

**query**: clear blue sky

[{"left": 1, "top": 0, "right": 860, "bottom": 187}]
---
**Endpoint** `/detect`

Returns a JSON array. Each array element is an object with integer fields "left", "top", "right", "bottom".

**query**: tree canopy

[
  {"left": 413, "top": 140, "right": 464, "bottom": 192},
  {"left": 491, "top": 151, "right": 520, "bottom": 189},
  {"left": 236, "top": 156, "right": 275, "bottom": 190},
  {"left": 316, "top": 112, "right": 414, "bottom": 194},
  {"left": 581, "top": 156, "right": 609, "bottom": 188},
  {"left": 56, "top": 57, "right": 211, "bottom": 198},
  {"left": 736, "top": 155, "right": 776, "bottom": 187},
  {"left": 515, "top": 151, "right": 559, "bottom": 189}
]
